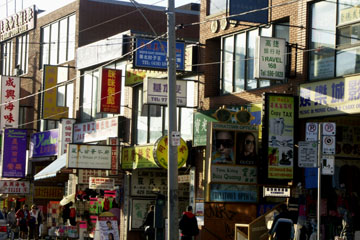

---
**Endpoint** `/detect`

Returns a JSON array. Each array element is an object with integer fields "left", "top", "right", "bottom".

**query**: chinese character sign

[
  {"left": 1, "top": 129, "right": 27, "bottom": 178},
  {"left": 255, "top": 36, "right": 286, "bottom": 80},
  {"left": 1, "top": 76, "right": 20, "bottom": 130},
  {"left": 299, "top": 77, "right": 360, "bottom": 118},
  {"left": 98, "top": 69, "right": 121, "bottom": 114},
  {"left": 30, "top": 129, "right": 59, "bottom": 158},
  {"left": 267, "top": 95, "right": 294, "bottom": 179}
]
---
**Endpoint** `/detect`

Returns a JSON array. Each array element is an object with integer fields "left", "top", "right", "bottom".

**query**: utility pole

[{"left": 167, "top": 0, "right": 179, "bottom": 240}]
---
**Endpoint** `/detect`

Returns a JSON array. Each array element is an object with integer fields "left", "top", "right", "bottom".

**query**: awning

[
  {"left": 60, "top": 193, "right": 75, "bottom": 206},
  {"left": 34, "top": 154, "right": 67, "bottom": 181}
]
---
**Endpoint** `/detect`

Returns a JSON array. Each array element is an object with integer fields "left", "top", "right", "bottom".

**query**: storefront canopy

[{"left": 34, "top": 154, "right": 67, "bottom": 181}]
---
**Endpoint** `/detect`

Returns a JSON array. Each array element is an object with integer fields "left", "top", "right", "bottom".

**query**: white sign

[
  {"left": 143, "top": 78, "right": 187, "bottom": 106},
  {"left": 73, "top": 117, "right": 119, "bottom": 143},
  {"left": 255, "top": 36, "right": 286, "bottom": 80},
  {"left": 67, "top": 144, "right": 112, "bottom": 169},
  {"left": 298, "top": 141, "right": 318, "bottom": 168},
  {"left": 322, "top": 155, "right": 335, "bottom": 175},
  {"left": 58, "top": 118, "right": 76, "bottom": 155},
  {"left": 306, "top": 122, "right": 318, "bottom": 141},
  {"left": 89, "top": 177, "right": 114, "bottom": 190},
  {"left": 322, "top": 136, "right": 336, "bottom": 154},
  {"left": 211, "top": 165, "right": 257, "bottom": 184},
  {"left": 322, "top": 122, "right": 336, "bottom": 136},
  {"left": 178, "top": 174, "right": 190, "bottom": 183},
  {"left": 0, "top": 180, "right": 30, "bottom": 194},
  {"left": 171, "top": 131, "right": 181, "bottom": 146},
  {"left": 0, "top": 6, "right": 35, "bottom": 42},
  {"left": 263, "top": 187, "right": 291, "bottom": 197},
  {"left": 1, "top": 76, "right": 20, "bottom": 130}
]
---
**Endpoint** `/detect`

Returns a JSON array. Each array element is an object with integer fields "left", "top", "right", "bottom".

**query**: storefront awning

[{"left": 34, "top": 154, "right": 67, "bottom": 181}]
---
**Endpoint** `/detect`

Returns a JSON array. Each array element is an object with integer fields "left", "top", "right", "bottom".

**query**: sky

[{"left": 0, "top": 0, "right": 198, "bottom": 19}]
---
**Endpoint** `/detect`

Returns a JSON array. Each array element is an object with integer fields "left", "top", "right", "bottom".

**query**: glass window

[
  {"left": 309, "top": 1, "right": 336, "bottom": 80},
  {"left": 222, "top": 36, "right": 234, "bottom": 93},
  {"left": 0, "top": 41, "right": 12, "bottom": 76},
  {"left": 234, "top": 33, "right": 246, "bottom": 92},
  {"left": 336, "top": 47, "right": 360, "bottom": 75},
  {"left": 40, "top": 14, "right": 76, "bottom": 68},
  {"left": 209, "top": 0, "right": 227, "bottom": 15},
  {"left": 338, "top": 0, "right": 360, "bottom": 25},
  {"left": 82, "top": 71, "right": 93, "bottom": 121},
  {"left": 274, "top": 23, "right": 289, "bottom": 42},
  {"left": 180, "top": 108, "right": 193, "bottom": 141},
  {"left": 246, "top": 29, "right": 258, "bottom": 89}
]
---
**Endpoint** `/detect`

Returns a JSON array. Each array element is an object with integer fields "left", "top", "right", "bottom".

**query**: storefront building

[{"left": 198, "top": 0, "right": 360, "bottom": 239}]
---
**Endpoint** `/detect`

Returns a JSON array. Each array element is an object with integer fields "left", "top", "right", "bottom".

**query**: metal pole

[
  {"left": 317, "top": 123, "right": 321, "bottom": 240},
  {"left": 167, "top": 0, "right": 179, "bottom": 240}
]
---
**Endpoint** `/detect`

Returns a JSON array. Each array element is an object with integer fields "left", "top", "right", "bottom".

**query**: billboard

[
  {"left": 1, "top": 76, "right": 20, "bottom": 130},
  {"left": 97, "top": 68, "right": 121, "bottom": 114},
  {"left": 1, "top": 129, "right": 27, "bottom": 178},
  {"left": 30, "top": 129, "right": 59, "bottom": 158},
  {"left": 42, "top": 65, "right": 69, "bottom": 120}
]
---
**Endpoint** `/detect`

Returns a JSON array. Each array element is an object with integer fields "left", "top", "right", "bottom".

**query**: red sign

[{"left": 98, "top": 69, "right": 121, "bottom": 113}]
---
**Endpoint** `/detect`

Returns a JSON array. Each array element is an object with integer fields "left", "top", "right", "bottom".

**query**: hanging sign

[{"left": 153, "top": 135, "right": 188, "bottom": 169}]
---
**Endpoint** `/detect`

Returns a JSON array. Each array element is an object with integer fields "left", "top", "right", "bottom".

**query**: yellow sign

[
  {"left": 153, "top": 135, "right": 188, "bottom": 169},
  {"left": 340, "top": 7, "right": 360, "bottom": 25},
  {"left": 43, "top": 65, "right": 69, "bottom": 120},
  {"left": 34, "top": 186, "right": 64, "bottom": 199},
  {"left": 121, "top": 145, "right": 159, "bottom": 169}
]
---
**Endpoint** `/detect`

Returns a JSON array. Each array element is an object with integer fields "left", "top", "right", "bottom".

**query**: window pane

[
  {"left": 246, "top": 29, "right": 258, "bottom": 89},
  {"left": 209, "top": 0, "right": 227, "bottom": 15},
  {"left": 68, "top": 15, "right": 76, "bottom": 61},
  {"left": 274, "top": 23, "right": 289, "bottom": 42},
  {"left": 338, "top": 23, "right": 360, "bottom": 46},
  {"left": 234, "top": 33, "right": 246, "bottom": 92},
  {"left": 309, "top": 1, "right": 335, "bottom": 80},
  {"left": 180, "top": 108, "right": 193, "bottom": 141},
  {"left": 149, "top": 106, "right": 163, "bottom": 143},
  {"left": 259, "top": 80, "right": 270, "bottom": 87},
  {"left": 57, "top": 86, "right": 66, "bottom": 107},
  {"left": 82, "top": 72, "right": 93, "bottom": 121},
  {"left": 67, "top": 83, "right": 74, "bottom": 118},
  {"left": 222, "top": 36, "right": 234, "bottom": 93},
  {"left": 92, "top": 70, "right": 99, "bottom": 118},
  {"left": 260, "top": 26, "right": 272, "bottom": 37},
  {"left": 136, "top": 86, "right": 147, "bottom": 144},
  {"left": 338, "top": 0, "right": 360, "bottom": 25},
  {"left": 41, "top": 26, "right": 50, "bottom": 67},
  {"left": 336, "top": 47, "right": 360, "bottom": 75},
  {"left": 59, "top": 18, "right": 68, "bottom": 63},
  {"left": 22, "top": 34, "right": 29, "bottom": 74},
  {"left": 50, "top": 23, "right": 59, "bottom": 65}
]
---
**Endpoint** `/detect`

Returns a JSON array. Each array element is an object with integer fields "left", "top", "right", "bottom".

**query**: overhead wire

[{"left": 1, "top": 0, "right": 354, "bottom": 128}]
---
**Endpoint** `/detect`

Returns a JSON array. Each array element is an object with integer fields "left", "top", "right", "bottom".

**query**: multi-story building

[{"left": 197, "top": 0, "right": 360, "bottom": 239}]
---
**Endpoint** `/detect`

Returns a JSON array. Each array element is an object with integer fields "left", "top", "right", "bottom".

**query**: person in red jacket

[
  {"left": 16, "top": 204, "right": 31, "bottom": 240},
  {"left": 179, "top": 206, "right": 199, "bottom": 240}
]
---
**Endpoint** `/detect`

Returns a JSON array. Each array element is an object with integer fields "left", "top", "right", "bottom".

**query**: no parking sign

[{"left": 322, "top": 135, "right": 336, "bottom": 154}]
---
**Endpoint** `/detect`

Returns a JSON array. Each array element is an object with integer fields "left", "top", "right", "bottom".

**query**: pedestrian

[
  {"left": 16, "top": 204, "right": 30, "bottom": 240},
  {"left": 179, "top": 206, "right": 199, "bottom": 240},
  {"left": 141, "top": 205, "right": 155, "bottom": 240},
  {"left": 29, "top": 204, "right": 41, "bottom": 240},
  {"left": 269, "top": 203, "right": 294, "bottom": 240},
  {"left": 7, "top": 207, "right": 17, "bottom": 240},
  {"left": 2, "top": 207, "right": 8, "bottom": 219}
]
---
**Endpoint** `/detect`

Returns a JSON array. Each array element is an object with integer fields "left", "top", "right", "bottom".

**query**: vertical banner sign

[
  {"left": 108, "top": 137, "right": 119, "bottom": 176},
  {"left": 267, "top": 95, "right": 294, "bottom": 179},
  {"left": 97, "top": 69, "right": 122, "bottom": 114},
  {"left": 58, "top": 118, "right": 76, "bottom": 155},
  {"left": 1, "top": 129, "right": 27, "bottom": 178},
  {"left": 43, "top": 65, "right": 69, "bottom": 120},
  {"left": 1, "top": 76, "right": 20, "bottom": 130}
]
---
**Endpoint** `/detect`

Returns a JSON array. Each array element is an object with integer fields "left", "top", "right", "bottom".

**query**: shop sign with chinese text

[
  {"left": 0, "top": 180, "right": 29, "bottom": 194},
  {"left": 89, "top": 177, "right": 114, "bottom": 190},
  {"left": 58, "top": 118, "right": 76, "bottom": 155},
  {"left": 30, "top": 129, "right": 59, "bottom": 158},
  {"left": 97, "top": 69, "right": 121, "bottom": 114},
  {"left": 135, "top": 38, "right": 185, "bottom": 70},
  {"left": 121, "top": 145, "right": 158, "bottom": 169},
  {"left": 255, "top": 36, "right": 286, "bottom": 80},
  {"left": 143, "top": 78, "right": 187, "bottom": 106},
  {"left": 67, "top": 144, "right": 112, "bottom": 169},
  {"left": 1, "top": 129, "right": 27, "bottom": 178},
  {"left": 299, "top": 76, "right": 360, "bottom": 118},
  {"left": 153, "top": 135, "right": 188, "bottom": 169},
  {"left": 73, "top": 117, "right": 119, "bottom": 143},
  {"left": 34, "top": 186, "right": 64, "bottom": 199},
  {"left": 78, "top": 169, "right": 108, "bottom": 184},
  {"left": 1, "top": 76, "right": 19, "bottom": 129}
]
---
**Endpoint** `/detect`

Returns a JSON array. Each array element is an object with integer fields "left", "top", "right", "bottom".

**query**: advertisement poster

[
  {"left": 94, "top": 216, "right": 119, "bottom": 240},
  {"left": 1, "top": 129, "right": 27, "bottom": 178},
  {"left": 267, "top": 95, "right": 294, "bottom": 179},
  {"left": 30, "top": 129, "right": 59, "bottom": 158}
]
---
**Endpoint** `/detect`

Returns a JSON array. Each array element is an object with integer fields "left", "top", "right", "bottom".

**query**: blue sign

[
  {"left": 210, "top": 184, "right": 258, "bottom": 203},
  {"left": 135, "top": 38, "right": 185, "bottom": 70},
  {"left": 30, "top": 129, "right": 59, "bottom": 157},
  {"left": 229, "top": 0, "right": 268, "bottom": 24}
]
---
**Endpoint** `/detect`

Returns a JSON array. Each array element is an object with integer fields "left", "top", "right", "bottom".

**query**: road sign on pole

[
  {"left": 306, "top": 122, "right": 318, "bottom": 141},
  {"left": 298, "top": 141, "right": 317, "bottom": 168}
]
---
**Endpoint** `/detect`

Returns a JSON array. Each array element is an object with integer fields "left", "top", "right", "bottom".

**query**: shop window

[
  {"left": 221, "top": 23, "right": 289, "bottom": 93},
  {"left": 40, "top": 14, "right": 76, "bottom": 68}
]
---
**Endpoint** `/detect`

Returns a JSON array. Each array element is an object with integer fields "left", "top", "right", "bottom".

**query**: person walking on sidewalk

[{"left": 179, "top": 206, "right": 199, "bottom": 240}]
